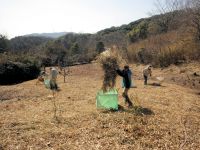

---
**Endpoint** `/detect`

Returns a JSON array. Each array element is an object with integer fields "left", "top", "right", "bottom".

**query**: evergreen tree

[
  {"left": 0, "top": 34, "right": 9, "bottom": 53},
  {"left": 71, "top": 43, "right": 80, "bottom": 55},
  {"left": 96, "top": 41, "right": 105, "bottom": 53}
]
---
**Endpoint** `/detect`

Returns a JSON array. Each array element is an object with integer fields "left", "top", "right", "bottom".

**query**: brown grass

[
  {"left": 127, "top": 31, "right": 200, "bottom": 66},
  {"left": 0, "top": 63, "right": 200, "bottom": 149}
]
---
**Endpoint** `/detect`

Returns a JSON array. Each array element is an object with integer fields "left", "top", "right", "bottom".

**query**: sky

[{"left": 0, "top": 0, "right": 156, "bottom": 38}]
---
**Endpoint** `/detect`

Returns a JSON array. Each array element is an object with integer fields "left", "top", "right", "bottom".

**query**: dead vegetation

[
  {"left": 127, "top": 30, "right": 200, "bottom": 67},
  {"left": 98, "top": 46, "right": 127, "bottom": 92},
  {"left": 100, "top": 56, "right": 119, "bottom": 92}
]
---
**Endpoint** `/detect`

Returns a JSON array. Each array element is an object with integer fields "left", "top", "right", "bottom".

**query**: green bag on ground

[
  {"left": 44, "top": 79, "right": 50, "bottom": 89},
  {"left": 96, "top": 89, "right": 118, "bottom": 110},
  {"left": 44, "top": 79, "right": 58, "bottom": 90}
]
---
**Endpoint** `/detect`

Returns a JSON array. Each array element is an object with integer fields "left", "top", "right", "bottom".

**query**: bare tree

[
  {"left": 158, "top": 0, "right": 200, "bottom": 42},
  {"left": 187, "top": 0, "right": 200, "bottom": 41},
  {"left": 152, "top": 0, "right": 184, "bottom": 32}
]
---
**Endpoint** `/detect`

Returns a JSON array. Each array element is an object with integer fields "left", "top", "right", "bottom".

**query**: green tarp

[
  {"left": 96, "top": 89, "right": 118, "bottom": 110},
  {"left": 44, "top": 79, "right": 50, "bottom": 89}
]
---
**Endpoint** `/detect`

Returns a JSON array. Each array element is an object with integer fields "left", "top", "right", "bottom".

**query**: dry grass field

[{"left": 0, "top": 63, "right": 200, "bottom": 150}]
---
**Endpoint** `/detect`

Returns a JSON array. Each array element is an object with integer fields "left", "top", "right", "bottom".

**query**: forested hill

[
  {"left": 10, "top": 36, "right": 52, "bottom": 51},
  {"left": 7, "top": 12, "right": 179, "bottom": 53},
  {"left": 37, "top": 9, "right": 199, "bottom": 67},
  {"left": 1, "top": 7, "right": 200, "bottom": 67}
]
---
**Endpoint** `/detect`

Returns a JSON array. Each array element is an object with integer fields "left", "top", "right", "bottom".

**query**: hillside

[
  {"left": 1, "top": 9, "right": 199, "bottom": 68},
  {"left": 10, "top": 36, "right": 52, "bottom": 51},
  {"left": 0, "top": 7, "right": 199, "bottom": 86},
  {"left": 0, "top": 63, "right": 199, "bottom": 149}
]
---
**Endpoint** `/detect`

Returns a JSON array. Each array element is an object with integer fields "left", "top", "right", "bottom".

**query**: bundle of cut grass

[{"left": 100, "top": 56, "right": 119, "bottom": 92}]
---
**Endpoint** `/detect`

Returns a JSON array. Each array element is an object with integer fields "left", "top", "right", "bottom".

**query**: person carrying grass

[{"left": 116, "top": 65, "right": 133, "bottom": 108}]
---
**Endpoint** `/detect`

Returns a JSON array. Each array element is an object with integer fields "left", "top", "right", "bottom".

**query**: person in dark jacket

[{"left": 116, "top": 65, "right": 133, "bottom": 108}]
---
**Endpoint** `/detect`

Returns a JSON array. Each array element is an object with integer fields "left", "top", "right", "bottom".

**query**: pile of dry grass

[
  {"left": 98, "top": 46, "right": 128, "bottom": 92},
  {"left": 100, "top": 56, "right": 119, "bottom": 92}
]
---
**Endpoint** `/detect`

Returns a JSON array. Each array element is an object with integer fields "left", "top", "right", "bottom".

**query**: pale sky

[{"left": 0, "top": 0, "right": 156, "bottom": 38}]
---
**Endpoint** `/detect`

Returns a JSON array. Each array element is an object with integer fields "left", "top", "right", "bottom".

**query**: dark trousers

[
  {"left": 144, "top": 75, "right": 148, "bottom": 85},
  {"left": 122, "top": 88, "right": 133, "bottom": 107},
  {"left": 50, "top": 80, "right": 58, "bottom": 90}
]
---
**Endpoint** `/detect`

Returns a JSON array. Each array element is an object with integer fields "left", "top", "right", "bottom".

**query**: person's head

[
  {"left": 124, "top": 65, "right": 129, "bottom": 71},
  {"left": 148, "top": 65, "right": 152, "bottom": 70},
  {"left": 41, "top": 71, "right": 45, "bottom": 75}
]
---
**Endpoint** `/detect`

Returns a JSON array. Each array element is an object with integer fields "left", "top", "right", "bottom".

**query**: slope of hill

[
  {"left": 0, "top": 63, "right": 199, "bottom": 149},
  {"left": 1, "top": 9, "right": 198, "bottom": 68},
  {"left": 37, "top": 9, "right": 199, "bottom": 67}
]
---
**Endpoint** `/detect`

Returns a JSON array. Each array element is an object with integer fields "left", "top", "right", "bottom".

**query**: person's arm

[
  {"left": 143, "top": 69, "right": 146, "bottom": 76},
  {"left": 116, "top": 69, "right": 124, "bottom": 77},
  {"left": 149, "top": 70, "right": 152, "bottom": 77},
  {"left": 129, "top": 70, "right": 132, "bottom": 76}
]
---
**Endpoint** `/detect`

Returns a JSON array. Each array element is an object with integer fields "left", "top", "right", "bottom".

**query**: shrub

[{"left": 0, "top": 61, "right": 40, "bottom": 85}]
